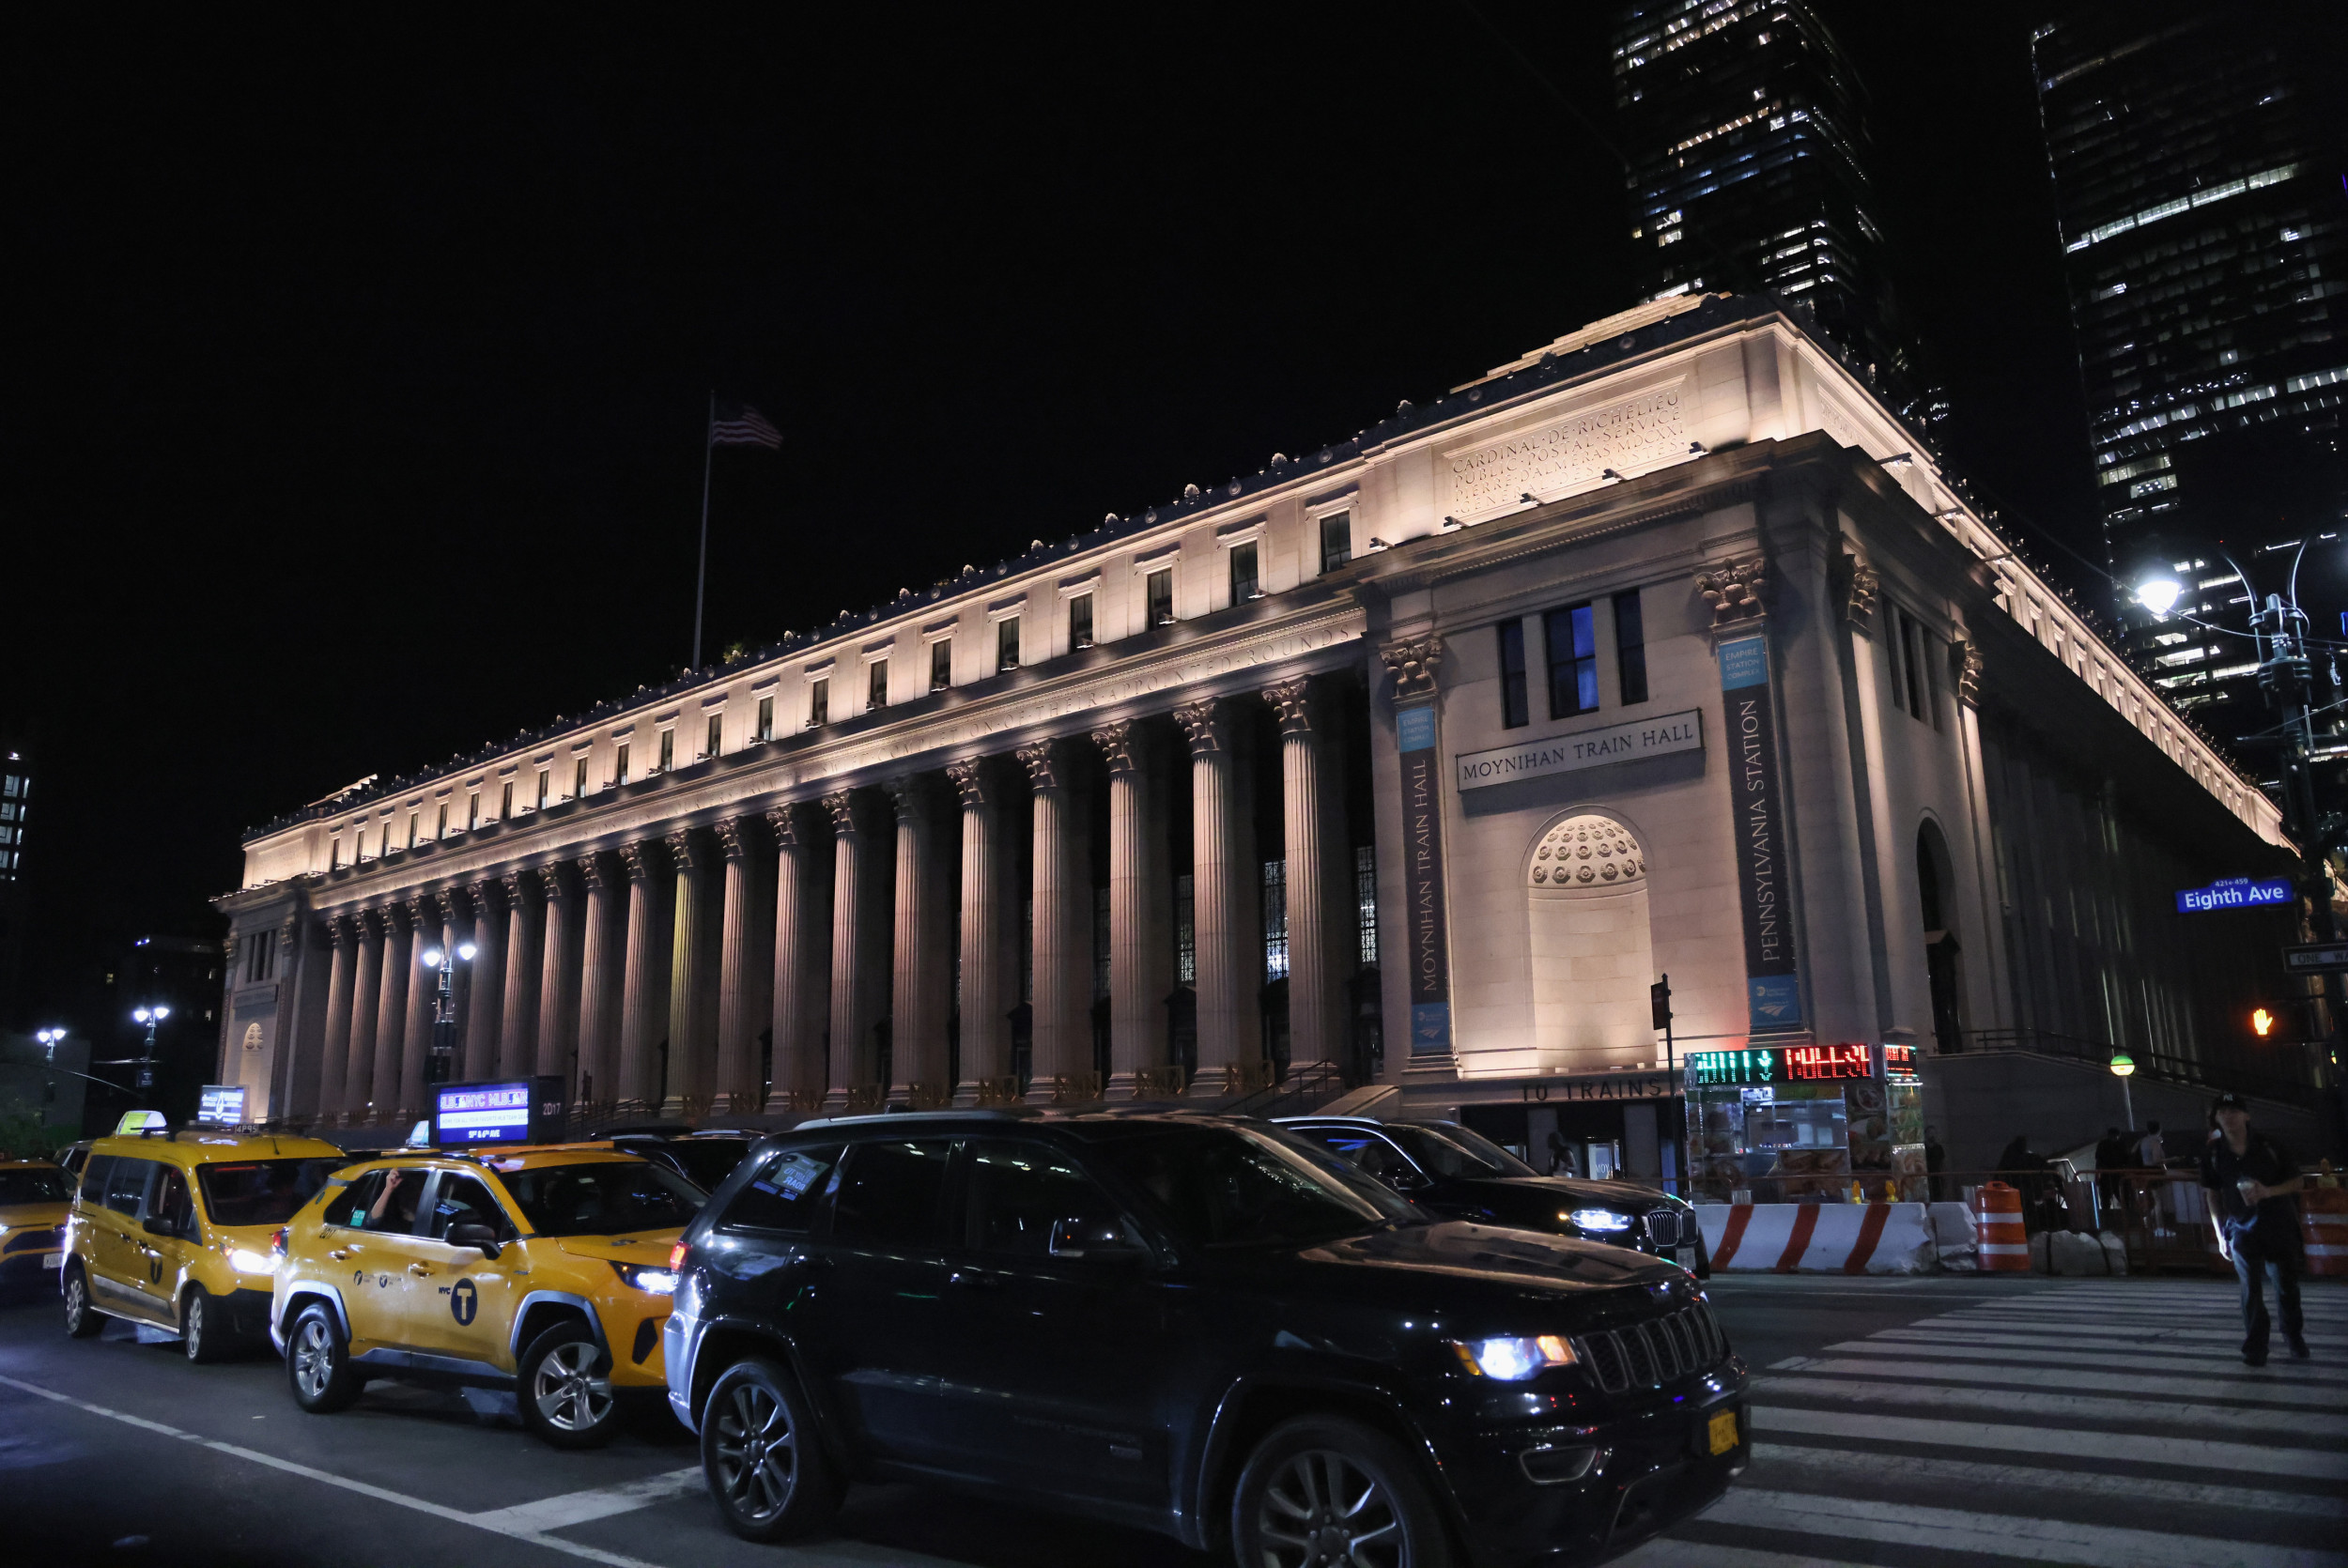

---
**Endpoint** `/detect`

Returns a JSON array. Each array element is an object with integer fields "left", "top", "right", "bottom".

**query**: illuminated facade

[
  {"left": 2032, "top": 0, "right": 2346, "bottom": 732},
  {"left": 216, "top": 294, "right": 2293, "bottom": 1173}
]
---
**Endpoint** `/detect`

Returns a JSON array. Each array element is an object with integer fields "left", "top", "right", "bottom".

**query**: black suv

[
  {"left": 1278, "top": 1116, "right": 1709, "bottom": 1277},
  {"left": 663, "top": 1111, "right": 1745, "bottom": 1566}
]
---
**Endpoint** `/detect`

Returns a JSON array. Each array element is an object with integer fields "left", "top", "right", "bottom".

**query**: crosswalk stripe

[
  {"left": 1613, "top": 1540, "right": 1872, "bottom": 1568},
  {"left": 1778, "top": 1353, "right": 2348, "bottom": 1407},
  {"left": 1942, "top": 1299, "right": 2348, "bottom": 1318},
  {"left": 1697, "top": 1487, "right": 2348, "bottom": 1568},
  {"left": 1923, "top": 1315, "right": 2348, "bottom": 1346},
  {"left": 1753, "top": 1375, "right": 2348, "bottom": 1437},
  {"left": 1749, "top": 1404, "right": 2348, "bottom": 1479},
  {"left": 1831, "top": 1336, "right": 2348, "bottom": 1382},
  {"left": 1750, "top": 1442, "right": 2348, "bottom": 1520}
]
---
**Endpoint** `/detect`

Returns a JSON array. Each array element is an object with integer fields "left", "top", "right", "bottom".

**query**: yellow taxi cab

[
  {"left": 61, "top": 1113, "right": 350, "bottom": 1361},
  {"left": 270, "top": 1143, "right": 704, "bottom": 1448},
  {"left": 1, "top": 1158, "right": 73, "bottom": 1292}
]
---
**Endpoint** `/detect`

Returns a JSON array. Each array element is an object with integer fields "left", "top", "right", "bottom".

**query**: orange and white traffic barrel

[
  {"left": 2304, "top": 1189, "right": 2347, "bottom": 1278},
  {"left": 1973, "top": 1181, "right": 2030, "bottom": 1272}
]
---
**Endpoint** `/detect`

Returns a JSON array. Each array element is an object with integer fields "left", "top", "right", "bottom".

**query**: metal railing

[{"left": 1958, "top": 1027, "right": 2325, "bottom": 1107}]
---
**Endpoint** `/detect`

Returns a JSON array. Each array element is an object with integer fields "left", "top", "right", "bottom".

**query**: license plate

[
  {"left": 1677, "top": 1245, "right": 1697, "bottom": 1268},
  {"left": 1707, "top": 1409, "right": 1738, "bottom": 1456},
  {"left": 39, "top": 1253, "right": 64, "bottom": 1269}
]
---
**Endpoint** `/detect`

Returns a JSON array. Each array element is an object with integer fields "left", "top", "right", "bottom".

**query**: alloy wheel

[
  {"left": 184, "top": 1295, "right": 204, "bottom": 1358},
  {"left": 291, "top": 1317, "right": 333, "bottom": 1399},
  {"left": 711, "top": 1380, "right": 797, "bottom": 1523},
  {"left": 1257, "top": 1448, "right": 1403, "bottom": 1568},
  {"left": 533, "top": 1341, "right": 613, "bottom": 1431}
]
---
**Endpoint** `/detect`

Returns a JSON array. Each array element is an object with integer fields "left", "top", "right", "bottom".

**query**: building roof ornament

[{"left": 1379, "top": 636, "right": 1444, "bottom": 701}]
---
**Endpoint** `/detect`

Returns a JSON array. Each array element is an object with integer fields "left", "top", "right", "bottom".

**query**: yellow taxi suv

[
  {"left": 270, "top": 1145, "right": 703, "bottom": 1448},
  {"left": 1, "top": 1159, "right": 73, "bottom": 1293},
  {"left": 61, "top": 1117, "right": 349, "bottom": 1360}
]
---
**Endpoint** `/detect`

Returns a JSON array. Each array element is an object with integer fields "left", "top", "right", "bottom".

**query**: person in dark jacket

[{"left": 2199, "top": 1092, "right": 2308, "bottom": 1365}]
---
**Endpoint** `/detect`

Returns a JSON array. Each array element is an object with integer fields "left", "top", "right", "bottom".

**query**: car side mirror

[
  {"left": 446, "top": 1222, "right": 502, "bottom": 1260},
  {"left": 143, "top": 1214, "right": 178, "bottom": 1238},
  {"left": 1047, "top": 1215, "right": 1146, "bottom": 1264}
]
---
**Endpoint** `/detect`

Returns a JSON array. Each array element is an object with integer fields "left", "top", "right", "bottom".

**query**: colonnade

[{"left": 288, "top": 677, "right": 1353, "bottom": 1124}]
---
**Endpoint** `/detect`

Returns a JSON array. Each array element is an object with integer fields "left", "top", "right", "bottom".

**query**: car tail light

[{"left": 669, "top": 1241, "right": 688, "bottom": 1271}]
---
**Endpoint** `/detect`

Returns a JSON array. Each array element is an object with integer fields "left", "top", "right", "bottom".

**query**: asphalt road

[{"left": 0, "top": 1272, "right": 2340, "bottom": 1568}]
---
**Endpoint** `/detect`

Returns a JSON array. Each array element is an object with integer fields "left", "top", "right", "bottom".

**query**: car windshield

[
  {"left": 0, "top": 1167, "right": 70, "bottom": 1206},
  {"left": 661, "top": 1139, "right": 750, "bottom": 1192},
  {"left": 1087, "top": 1123, "right": 1416, "bottom": 1250},
  {"left": 195, "top": 1159, "right": 348, "bottom": 1227},
  {"left": 1386, "top": 1123, "right": 1537, "bottom": 1178},
  {"left": 500, "top": 1161, "right": 705, "bottom": 1237}
]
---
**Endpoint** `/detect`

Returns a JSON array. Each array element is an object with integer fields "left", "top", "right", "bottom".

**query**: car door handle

[
  {"left": 328, "top": 1249, "right": 352, "bottom": 1260},
  {"left": 407, "top": 1264, "right": 431, "bottom": 1277}
]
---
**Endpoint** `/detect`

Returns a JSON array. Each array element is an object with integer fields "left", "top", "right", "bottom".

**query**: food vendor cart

[{"left": 1684, "top": 1041, "right": 1925, "bottom": 1203}]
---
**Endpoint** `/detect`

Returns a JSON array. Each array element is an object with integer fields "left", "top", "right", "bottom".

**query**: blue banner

[
  {"left": 1719, "top": 635, "right": 1801, "bottom": 1031},
  {"left": 1397, "top": 702, "right": 1451, "bottom": 1055},
  {"left": 2174, "top": 876, "right": 2293, "bottom": 914}
]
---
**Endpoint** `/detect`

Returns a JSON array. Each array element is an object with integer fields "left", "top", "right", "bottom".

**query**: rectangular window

[
  {"left": 1497, "top": 620, "right": 1530, "bottom": 729},
  {"left": 435, "top": 804, "right": 448, "bottom": 839},
  {"left": 931, "top": 639, "right": 952, "bottom": 692},
  {"left": 536, "top": 771, "right": 549, "bottom": 810},
  {"left": 1070, "top": 592, "right": 1094, "bottom": 650},
  {"left": 467, "top": 793, "right": 479, "bottom": 831},
  {"left": 1604, "top": 589, "right": 1646, "bottom": 707},
  {"left": 657, "top": 729, "right": 675, "bottom": 771},
  {"left": 706, "top": 715, "right": 722, "bottom": 759},
  {"left": 501, "top": 782, "right": 514, "bottom": 819},
  {"left": 809, "top": 678, "right": 829, "bottom": 727},
  {"left": 1543, "top": 603, "right": 1599, "bottom": 719},
  {"left": 996, "top": 617, "right": 1020, "bottom": 672},
  {"left": 755, "top": 696, "right": 774, "bottom": 741},
  {"left": 1147, "top": 567, "right": 1175, "bottom": 626},
  {"left": 406, "top": 814, "right": 418, "bottom": 850},
  {"left": 868, "top": 658, "right": 888, "bottom": 711},
  {"left": 331, "top": 839, "right": 342, "bottom": 870},
  {"left": 574, "top": 759, "right": 588, "bottom": 798},
  {"left": 1355, "top": 844, "right": 1378, "bottom": 966},
  {"left": 1320, "top": 511, "right": 1352, "bottom": 575},
  {"left": 1262, "top": 859, "right": 1289, "bottom": 980},
  {"left": 615, "top": 743, "right": 630, "bottom": 784},
  {"left": 1229, "top": 541, "right": 1260, "bottom": 603}
]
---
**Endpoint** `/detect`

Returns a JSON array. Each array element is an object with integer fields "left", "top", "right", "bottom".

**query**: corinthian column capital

[
  {"left": 1091, "top": 718, "right": 1142, "bottom": 775},
  {"left": 766, "top": 801, "right": 811, "bottom": 847},
  {"left": 1016, "top": 738, "right": 1063, "bottom": 792},
  {"left": 622, "top": 839, "right": 668, "bottom": 882},
  {"left": 1173, "top": 699, "right": 1228, "bottom": 757},
  {"left": 824, "top": 790, "right": 865, "bottom": 838},
  {"left": 666, "top": 826, "right": 715, "bottom": 871},
  {"left": 946, "top": 757, "right": 992, "bottom": 807},
  {"left": 1379, "top": 635, "right": 1444, "bottom": 699},
  {"left": 1260, "top": 677, "right": 1315, "bottom": 735},
  {"left": 716, "top": 815, "right": 759, "bottom": 861}
]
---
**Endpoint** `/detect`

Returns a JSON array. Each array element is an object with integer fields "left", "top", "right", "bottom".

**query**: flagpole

[{"left": 692, "top": 390, "right": 714, "bottom": 670}]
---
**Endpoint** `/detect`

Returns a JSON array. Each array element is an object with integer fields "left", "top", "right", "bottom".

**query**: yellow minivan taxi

[
  {"left": 62, "top": 1120, "right": 350, "bottom": 1360},
  {"left": 271, "top": 1145, "right": 703, "bottom": 1448},
  {"left": 1, "top": 1159, "right": 73, "bottom": 1291}
]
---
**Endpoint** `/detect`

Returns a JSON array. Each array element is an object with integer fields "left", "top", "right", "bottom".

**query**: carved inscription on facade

[{"left": 1446, "top": 381, "right": 1685, "bottom": 515}]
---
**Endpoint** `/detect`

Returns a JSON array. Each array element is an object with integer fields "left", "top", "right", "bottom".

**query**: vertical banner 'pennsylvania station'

[
  {"left": 1397, "top": 704, "right": 1452, "bottom": 1055},
  {"left": 1719, "top": 636, "right": 1800, "bottom": 1031}
]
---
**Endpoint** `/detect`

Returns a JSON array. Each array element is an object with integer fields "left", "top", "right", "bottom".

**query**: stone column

[
  {"left": 371, "top": 904, "right": 413, "bottom": 1122},
  {"left": 666, "top": 828, "right": 722, "bottom": 1113},
  {"left": 397, "top": 894, "right": 448, "bottom": 1117},
  {"left": 465, "top": 880, "right": 505, "bottom": 1081},
  {"left": 887, "top": 776, "right": 945, "bottom": 1104},
  {"left": 714, "top": 816, "right": 773, "bottom": 1114},
  {"left": 571, "top": 853, "right": 622, "bottom": 1104},
  {"left": 345, "top": 911, "right": 384, "bottom": 1116},
  {"left": 618, "top": 839, "right": 674, "bottom": 1111},
  {"left": 1264, "top": 677, "right": 1334, "bottom": 1071},
  {"left": 1020, "top": 739, "right": 1092, "bottom": 1099},
  {"left": 1176, "top": 698, "right": 1250, "bottom": 1091},
  {"left": 948, "top": 759, "right": 1007, "bottom": 1102},
  {"left": 825, "top": 790, "right": 882, "bottom": 1108},
  {"left": 500, "top": 869, "right": 543, "bottom": 1079},
  {"left": 1092, "top": 719, "right": 1166, "bottom": 1097},
  {"left": 316, "top": 915, "right": 358, "bottom": 1119},
  {"left": 767, "top": 803, "right": 830, "bottom": 1108}
]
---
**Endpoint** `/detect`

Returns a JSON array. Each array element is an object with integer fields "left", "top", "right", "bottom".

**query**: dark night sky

[{"left": 6, "top": 3, "right": 2090, "bottom": 1023}]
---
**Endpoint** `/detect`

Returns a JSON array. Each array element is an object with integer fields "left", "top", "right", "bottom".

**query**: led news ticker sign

[
  {"left": 1687, "top": 1043, "right": 1877, "bottom": 1087},
  {"left": 433, "top": 1082, "right": 533, "bottom": 1145},
  {"left": 2175, "top": 876, "right": 2293, "bottom": 914}
]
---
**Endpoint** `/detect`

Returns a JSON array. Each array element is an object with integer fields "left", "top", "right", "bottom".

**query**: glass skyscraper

[
  {"left": 1613, "top": 1, "right": 1928, "bottom": 423},
  {"left": 2032, "top": 1, "right": 2345, "bottom": 736}
]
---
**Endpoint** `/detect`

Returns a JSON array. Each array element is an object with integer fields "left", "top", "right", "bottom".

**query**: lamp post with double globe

[
  {"left": 418, "top": 942, "right": 475, "bottom": 1086},
  {"left": 131, "top": 1005, "right": 170, "bottom": 1094}
]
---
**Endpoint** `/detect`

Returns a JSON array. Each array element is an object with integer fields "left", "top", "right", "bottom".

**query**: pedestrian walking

[
  {"left": 2198, "top": 1092, "right": 2309, "bottom": 1366},
  {"left": 2137, "top": 1120, "right": 2167, "bottom": 1169}
]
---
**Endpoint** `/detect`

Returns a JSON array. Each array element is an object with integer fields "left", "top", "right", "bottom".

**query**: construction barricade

[
  {"left": 1972, "top": 1181, "right": 2030, "bottom": 1272},
  {"left": 2306, "top": 1188, "right": 2347, "bottom": 1278},
  {"left": 1693, "top": 1201, "right": 1937, "bottom": 1273}
]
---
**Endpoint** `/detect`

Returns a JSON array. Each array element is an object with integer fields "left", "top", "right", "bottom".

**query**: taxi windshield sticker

[
  {"left": 760, "top": 1152, "right": 830, "bottom": 1200},
  {"left": 348, "top": 1207, "right": 367, "bottom": 1226}
]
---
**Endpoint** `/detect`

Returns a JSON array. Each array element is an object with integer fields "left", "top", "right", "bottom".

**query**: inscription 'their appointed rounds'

[{"left": 1455, "top": 710, "right": 1702, "bottom": 792}]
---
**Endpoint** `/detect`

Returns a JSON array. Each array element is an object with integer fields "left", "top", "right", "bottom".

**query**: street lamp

[
  {"left": 419, "top": 942, "right": 476, "bottom": 1086},
  {"left": 35, "top": 1026, "right": 66, "bottom": 1061},
  {"left": 2109, "top": 1050, "right": 2136, "bottom": 1132},
  {"left": 131, "top": 1005, "right": 171, "bottom": 1094},
  {"left": 2131, "top": 573, "right": 2183, "bottom": 617}
]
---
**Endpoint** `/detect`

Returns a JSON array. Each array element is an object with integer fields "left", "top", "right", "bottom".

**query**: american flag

[{"left": 710, "top": 399, "right": 781, "bottom": 449}]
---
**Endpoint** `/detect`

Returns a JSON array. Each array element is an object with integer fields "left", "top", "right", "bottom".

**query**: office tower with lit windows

[
  {"left": 2032, "top": 1, "right": 2345, "bottom": 739},
  {"left": 1612, "top": 1, "right": 1927, "bottom": 422}
]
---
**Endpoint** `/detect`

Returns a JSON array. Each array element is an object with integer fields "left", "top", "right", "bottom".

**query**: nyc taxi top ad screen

[{"left": 434, "top": 1082, "right": 533, "bottom": 1145}]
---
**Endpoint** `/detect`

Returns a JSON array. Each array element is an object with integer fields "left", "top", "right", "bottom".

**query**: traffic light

[{"left": 2250, "top": 1007, "right": 2278, "bottom": 1038}]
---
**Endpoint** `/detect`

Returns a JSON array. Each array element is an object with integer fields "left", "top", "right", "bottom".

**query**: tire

[
  {"left": 1694, "top": 1231, "right": 1713, "bottom": 1281},
  {"left": 701, "top": 1356, "right": 838, "bottom": 1543},
  {"left": 286, "top": 1301, "right": 363, "bottom": 1413},
  {"left": 182, "top": 1284, "right": 231, "bottom": 1364},
  {"left": 518, "top": 1320, "right": 620, "bottom": 1450},
  {"left": 62, "top": 1264, "right": 103, "bottom": 1339},
  {"left": 1230, "top": 1415, "right": 1453, "bottom": 1568}
]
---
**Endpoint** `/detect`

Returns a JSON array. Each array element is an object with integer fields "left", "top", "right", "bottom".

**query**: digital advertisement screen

[
  {"left": 195, "top": 1084, "right": 247, "bottom": 1126},
  {"left": 434, "top": 1082, "right": 533, "bottom": 1145},
  {"left": 1687, "top": 1043, "right": 1882, "bottom": 1088}
]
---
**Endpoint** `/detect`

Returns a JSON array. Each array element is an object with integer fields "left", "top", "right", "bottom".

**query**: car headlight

[
  {"left": 614, "top": 1263, "right": 678, "bottom": 1296},
  {"left": 1566, "top": 1208, "right": 1634, "bottom": 1233},
  {"left": 1449, "top": 1334, "right": 1577, "bottom": 1379},
  {"left": 227, "top": 1248, "right": 276, "bottom": 1275}
]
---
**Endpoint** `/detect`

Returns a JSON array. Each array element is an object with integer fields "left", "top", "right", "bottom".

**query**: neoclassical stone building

[{"left": 217, "top": 293, "right": 2292, "bottom": 1163}]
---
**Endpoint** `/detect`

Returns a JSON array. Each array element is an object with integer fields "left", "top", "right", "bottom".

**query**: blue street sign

[{"left": 2174, "top": 876, "right": 2294, "bottom": 914}]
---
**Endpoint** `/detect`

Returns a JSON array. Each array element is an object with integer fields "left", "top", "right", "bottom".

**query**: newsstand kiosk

[{"left": 1684, "top": 1042, "right": 1924, "bottom": 1204}]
